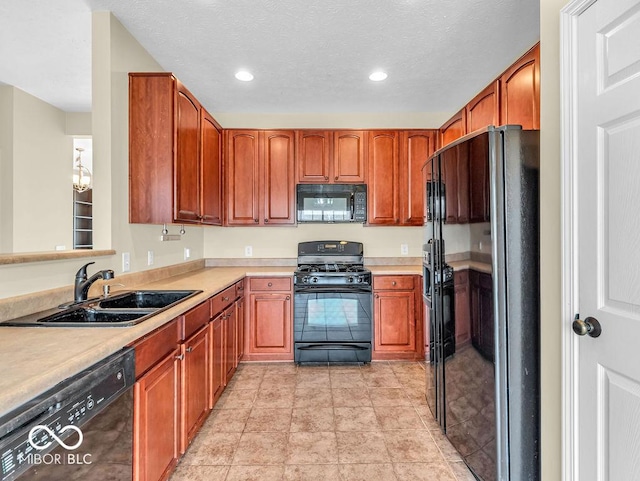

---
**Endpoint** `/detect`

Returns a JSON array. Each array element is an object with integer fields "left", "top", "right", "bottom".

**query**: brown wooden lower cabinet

[
  {"left": 180, "top": 325, "right": 210, "bottom": 453},
  {"left": 470, "top": 270, "right": 494, "bottom": 361},
  {"left": 133, "top": 348, "right": 180, "bottom": 481},
  {"left": 372, "top": 275, "right": 423, "bottom": 360},
  {"left": 244, "top": 277, "right": 293, "bottom": 361}
]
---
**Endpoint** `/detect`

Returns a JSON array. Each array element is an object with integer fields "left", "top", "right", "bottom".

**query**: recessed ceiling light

[
  {"left": 369, "top": 71, "right": 388, "bottom": 81},
  {"left": 235, "top": 70, "right": 254, "bottom": 81}
]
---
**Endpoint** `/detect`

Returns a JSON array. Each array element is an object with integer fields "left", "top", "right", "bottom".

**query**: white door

[{"left": 563, "top": 0, "right": 640, "bottom": 479}]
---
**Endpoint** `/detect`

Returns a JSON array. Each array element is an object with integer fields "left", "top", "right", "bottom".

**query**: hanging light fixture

[{"left": 72, "top": 147, "right": 92, "bottom": 192}]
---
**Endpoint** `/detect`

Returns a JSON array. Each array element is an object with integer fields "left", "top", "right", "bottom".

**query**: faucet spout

[{"left": 74, "top": 262, "right": 115, "bottom": 303}]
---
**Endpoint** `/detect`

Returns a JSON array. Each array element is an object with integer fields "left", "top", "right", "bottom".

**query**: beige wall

[
  {"left": 540, "top": 0, "right": 565, "bottom": 480},
  {"left": 0, "top": 86, "right": 73, "bottom": 253}
]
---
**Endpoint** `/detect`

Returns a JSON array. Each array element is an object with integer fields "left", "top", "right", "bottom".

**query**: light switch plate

[
  {"left": 184, "top": 247, "right": 191, "bottom": 260},
  {"left": 122, "top": 252, "right": 131, "bottom": 272},
  {"left": 245, "top": 246, "right": 253, "bottom": 257},
  {"left": 147, "top": 250, "right": 154, "bottom": 266},
  {"left": 400, "top": 244, "right": 409, "bottom": 255}
]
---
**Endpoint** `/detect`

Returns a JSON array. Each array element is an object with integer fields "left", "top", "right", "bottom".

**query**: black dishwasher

[{"left": 0, "top": 348, "right": 135, "bottom": 481}]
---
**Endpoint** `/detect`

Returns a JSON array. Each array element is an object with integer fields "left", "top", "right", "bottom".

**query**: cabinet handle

[
  {"left": 175, "top": 354, "right": 184, "bottom": 361},
  {"left": 254, "top": 218, "right": 259, "bottom": 223},
  {"left": 334, "top": 176, "right": 338, "bottom": 181},
  {"left": 186, "top": 346, "right": 194, "bottom": 353},
  {"left": 223, "top": 296, "right": 229, "bottom": 301},
  {"left": 268, "top": 282, "right": 273, "bottom": 287},
  {"left": 265, "top": 219, "right": 269, "bottom": 223},
  {"left": 237, "top": 286, "right": 244, "bottom": 291},
  {"left": 324, "top": 176, "right": 329, "bottom": 180},
  {"left": 392, "top": 281, "right": 397, "bottom": 286},
  {"left": 286, "top": 295, "right": 290, "bottom": 300},
  {"left": 375, "top": 294, "right": 379, "bottom": 298}
]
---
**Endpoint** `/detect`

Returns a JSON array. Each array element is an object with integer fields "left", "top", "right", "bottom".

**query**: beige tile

[
  {"left": 330, "top": 372, "right": 366, "bottom": 389},
  {"left": 448, "top": 461, "right": 477, "bottom": 481},
  {"left": 430, "top": 429, "right": 464, "bottom": 461},
  {"left": 294, "top": 387, "right": 333, "bottom": 408},
  {"left": 283, "top": 464, "right": 340, "bottom": 481},
  {"left": 374, "top": 405, "right": 424, "bottom": 430},
  {"left": 201, "top": 408, "right": 250, "bottom": 432},
  {"left": 169, "top": 465, "right": 229, "bottom": 481},
  {"left": 393, "top": 462, "right": 456, "bottom": 481},
  {"left": 339, "top": 463, "right": 398, "bottom": 481},
  {"left": 334, "top": 407, "right": 380, "bottom": 431},
  {"left": 331, "top": 388, "right": 372, "bottom": 407},
  {"left": 336, "top": 431, "right": 390, "bottom": 464},
  {"left": 295, "top": 370, "right": 331, "bottom": 389},
  {"left": 227, "top": 370, "right": 264, "bottom": 390},
  {"left": 286, "top": 432, "right": 338, "bottom": 464},
  {"left": 328, "top": 364, "right": 362, "bottom": 372},
  {"left": 359, "top": 361, "right": 393, "bottom": 373},
  {"left": 368, "top": 388, "right": 412, "bottom": 407},
  {"left": 263, "top": 372, "right": 298, "bottom": 387},
  {"left": 181, "top": 431, "right": 241, "bottom": 465},
  {"left": 254, "top": 386, "right": 295, "bottom": 408},
  {"left": 214, "top": 388, "right": 258, "bottom": 409},
  {"left": 383, "top": 430, "right": 443, "bottom": 463},
  {"left": 264, "top": 363, "right": 298, "bottom": 374},
  {"left": 232, "top": 432, "right": 288, "bottom": 465},
  {"left": 226, "top": 464, "right": 285, "bottom": 481},
  {"left": 362, "top": 372, "right": 402, "bottom": 388},
  {"left": 244, "top": 408, "right": 292, "bottom": 432},
  {"left": 290, "top": 407, "right": 335, "bottom": 432}
]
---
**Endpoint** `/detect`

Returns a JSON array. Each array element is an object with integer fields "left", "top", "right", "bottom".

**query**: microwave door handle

[{"left": 350, "top": 193, "right": 355, "bottom": 220}]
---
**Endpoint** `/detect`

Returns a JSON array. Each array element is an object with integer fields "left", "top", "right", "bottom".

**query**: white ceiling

[{"left": 0, "top": 0, "right": 539, "bottom": 115}]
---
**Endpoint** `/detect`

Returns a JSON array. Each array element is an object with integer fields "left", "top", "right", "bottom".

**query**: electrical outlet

[
  {"left": 245, "top": 246, "right": 253, "bottom": 257},
  {"left": 400, "top": 244, "right": 409, "bottom": 255},
  {"left": 184, "top": 247, "right": 191, "bottom": 260},
  {"left": 55, "top": 245, "right": 66, "bottom": 251},
  {"left": 122, "top": 252, "right": 131, "bottom": 272},
  {"left": 147, "top": 250, "right": 154, "bottom": 266}
]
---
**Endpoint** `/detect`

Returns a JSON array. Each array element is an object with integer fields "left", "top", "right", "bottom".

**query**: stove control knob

[
  {"left": 311, "top": 277, "right": 318, "bottom": 283},
  {"left": 347, "top": 276, "right": 354, "bottom": 283}
]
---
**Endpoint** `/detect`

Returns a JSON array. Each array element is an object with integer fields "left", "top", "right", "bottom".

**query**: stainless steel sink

[
  {"left": 98, "top": 290, "right": 199, "bottom": 309},
  {"left": 0, "top": 289, "right": 203, "bottom": 327}
]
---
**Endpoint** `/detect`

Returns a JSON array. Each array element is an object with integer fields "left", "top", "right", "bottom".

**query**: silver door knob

[{"left": 572, "top": 315, "right": 602, "bottom": 338}]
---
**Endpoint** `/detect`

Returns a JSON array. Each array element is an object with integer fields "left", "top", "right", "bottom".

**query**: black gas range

[{"left": 293, "top": 241, "right": 372, "bottom": 364}]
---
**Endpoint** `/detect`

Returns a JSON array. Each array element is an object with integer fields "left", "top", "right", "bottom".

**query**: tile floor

[{"left": 170, "top": 361, "right": 476, "bottom": 481}]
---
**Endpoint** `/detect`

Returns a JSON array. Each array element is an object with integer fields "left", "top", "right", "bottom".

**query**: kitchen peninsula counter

[{"left": 0, "top": 266, "right": 295, "bottom": 418}]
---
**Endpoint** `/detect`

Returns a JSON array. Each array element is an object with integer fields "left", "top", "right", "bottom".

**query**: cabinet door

[
  {"left": 469, "top": 131, "right": 490, "bottom": 222},
  {"left": 466, "top": 81, "right": 500, "bottom": 133},
  {"left": 201, "top": 110, "right": 222, "bottom": 225},
  {"left": 210, "top": 314, "right": 224, "bottom": 408},
  {"left": 373, "top": 290, "right": 416, "bottom": 352},
  {"left": 263, "top": 131, "right": 295, "bottom": 225},
  {"left": 454, "top": 270, "right": 471, "bottom": 348},
  {"left": 224, "top": 304, "right": 237, "bottom": 383},
  {"left": 333, "top": 131, "right": 366, "bottom": 183},
  {"left": 400, "top": 131, "right": 436, "bottom": 225},
  {"left": 439, "top": 109, "right": 466, "bottom": 147},
  {"left": 174, "top": 82, "right": 201, "bottom": 223},
  {"left": 235, "top": 297, "right": 245, "bottom": 366},
  {"left": 181, "top": 326, "right": 209, "bottom": 452},
  {"left": 367, "top": 131, "right": 399, "bottom": 225},
  {"left": 248, "top": 292, "right": 292, "bottom": 354},
  {"left": 500, "top": 43, "right": 540, "bottom": 130},
  {"left": 441, "top": 147, "right": 459, "bottom": 224},
  {"left": 297, "top": 131, "right": 331, "bottom": 183},
  {"left": 470, "top": 271, "right": 494, "bottom": 361},
  {"left": 226, "top": 130, "right": 260, "bottom": 225},
  {"left": 134, "top": 349, "right": 180, "bottom": 481}
]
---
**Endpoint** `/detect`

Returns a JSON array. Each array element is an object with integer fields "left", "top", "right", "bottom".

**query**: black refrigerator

[{"left": 424, "top": 126, "right": 540, "bottom": 481}]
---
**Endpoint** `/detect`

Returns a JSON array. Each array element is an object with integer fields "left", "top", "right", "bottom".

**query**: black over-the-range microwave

[{"left": 296, "top": 184, "right": 367, "bottom": 223}]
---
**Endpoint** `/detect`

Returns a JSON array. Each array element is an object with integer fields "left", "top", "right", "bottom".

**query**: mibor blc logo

[{"left": 24, "top": 425, "right": 92, "bottom": 466}]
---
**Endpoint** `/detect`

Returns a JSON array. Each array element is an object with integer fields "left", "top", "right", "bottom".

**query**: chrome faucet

[{"left": 74, "top": 262, "right": 115, "bottom": 303}]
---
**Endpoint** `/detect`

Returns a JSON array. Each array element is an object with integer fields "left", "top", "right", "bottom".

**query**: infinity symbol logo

[{"left": 28, "top": 425, "right": 84, "bottom": 451}]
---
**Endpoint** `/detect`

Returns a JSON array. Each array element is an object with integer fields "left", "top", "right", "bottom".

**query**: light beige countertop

[
  {"left": 367, "top": 265, "right": 423, "bottom": 275},
  {"left": 0, "top": 266, "right": 294, "bottom": 417},
  {"left": 448, "top": 260, "right": 493, "bottom": 274}
]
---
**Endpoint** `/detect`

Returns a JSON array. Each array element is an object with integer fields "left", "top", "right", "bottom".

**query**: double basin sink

[{"left": 2, "top": 290, "right": 202, "bottom": 327}]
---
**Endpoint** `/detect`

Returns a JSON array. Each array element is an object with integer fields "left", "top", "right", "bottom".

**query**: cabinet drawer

[
  {"left": 235, "top": 279, "right": 245, "bottom": 298},
  {"left": 210, "top": 286, "right": 236, "bottom": 316},
  {"left": 454, "top": 270, "right": 469, "bottom": 285},
  {"left": 249, "top": 277, "right": 292, "bottom": 292},
  {"left": 132, "top": 318, "right": 180, "bottom": 379},
  {"left": 373, "top": 275, "right": 415, "bottom": 290},
  {"left": 182, "top": 301, "right": 210, "bottom": 340}
]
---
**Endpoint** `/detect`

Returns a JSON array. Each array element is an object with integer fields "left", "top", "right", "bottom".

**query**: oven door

[{"left": 294, "top": 287, "right": 372, "bottom": 363}]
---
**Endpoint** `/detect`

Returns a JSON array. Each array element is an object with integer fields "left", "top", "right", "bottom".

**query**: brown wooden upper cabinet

[
  {"left": 297, "top": 130, "right": 366, "bottom": 183},
  {"left": 466, "top": 81, "right": 500, "bottom": 134},
  {"left": 500, "top": 43, "right": 540, "bottom": 130},
  {"left": 400, "top": 131, "right": 436, "bottom": 226},
  {"left": 129, "top": 73, "right": 223, "bottom": 226},
  {"left": 439, "top": 109, "right": 466, "bottom": 148},
  {"left": 368, "top": 131, "right": 399, "bottom": 225},
  {"left": 225, "top": 130, "right": 295, "bottom": 226}
]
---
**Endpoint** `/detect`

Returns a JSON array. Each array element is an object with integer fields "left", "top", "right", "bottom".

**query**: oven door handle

[
  {"left": 294, "top": 286, "right": 372, "bottom": 294},
  {"left": 297, "top": 343, "right": 370, "bottom": 351}
]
